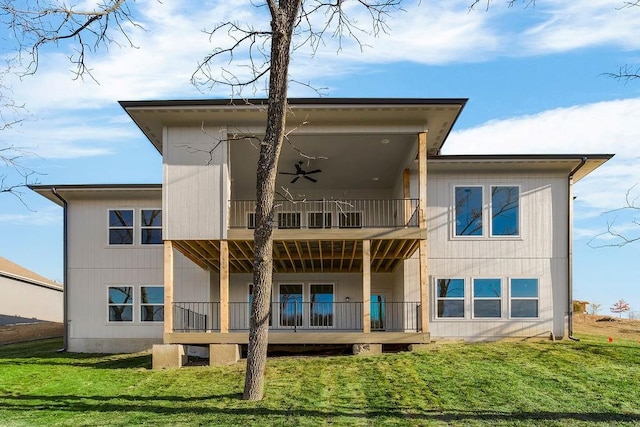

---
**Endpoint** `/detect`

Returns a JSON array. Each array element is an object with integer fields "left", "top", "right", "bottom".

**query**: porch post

[
  {"left": 362, "top": 239, "right": 371, "bottom": 333},
  {"left": 403, "top": 168, "right": 412, "bottom": 226},
  {"left": 163, "top": 240, "right": 174, "bottom": 337},
  {"left": 220, "top": 240, "right": 229, "bottom": 334},
  {"left": 418, "top": 132, "right": 429, "bottom": 333}
]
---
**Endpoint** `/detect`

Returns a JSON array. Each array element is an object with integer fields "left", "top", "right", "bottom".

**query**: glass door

[{"left": 371, "top": 294, "right": 387, "bottom": 331}]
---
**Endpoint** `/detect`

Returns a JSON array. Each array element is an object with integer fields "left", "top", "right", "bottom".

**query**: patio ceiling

[{"left": 173, "top": 239, "right": 420, "bottom": 274}]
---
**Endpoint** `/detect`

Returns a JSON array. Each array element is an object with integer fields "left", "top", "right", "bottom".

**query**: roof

[
  {"left": 29, "top": 184, "right": 162, "bottom": 206},
  {"left": 0, "top": 256, "right": 62, "bottom": 291}
]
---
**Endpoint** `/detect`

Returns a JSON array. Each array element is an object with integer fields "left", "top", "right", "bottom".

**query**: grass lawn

[{"left": 0, "top": 335, "right": 639, "bottom": 426}]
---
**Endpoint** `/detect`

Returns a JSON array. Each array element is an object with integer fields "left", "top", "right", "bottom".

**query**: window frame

[
  {"left": 309, "top": 283, "right": 334, "bottom": 328},
  {"left": 107, "top": 286, "right": 134, "bottom": 323},
  {"left": 140, "top": 209, "right": 163, "bottom": 245},
  {"left": 277, "top": 212, "right": 301, "bottom": 229},
  {"left": 278, "top": 283, "right": 304, "bottom": 328},
  {"left": 307, "top": 212, "right": 332, "bottom": 229},
  {"left": 453, "top": 185, "right": 484, "bottom": 238},
  {"left": 509, "top": 278, "right": 539, "bottom": 319},
  {"left": 472, "top": 278, "right": 502, "bottom": 319},
  {"left": 140, "top": 286, "right": 164, "bottom": 322},
  {"left": 435, "top": 278, "right": 466, "bottom": 319},
  {"left": 490, "top": 185, "right": 521, "bottom": 238},
  {"left": 338, "top": 211, "right": 363, "bottom": 228},
  {"left": 108, "top": 209, "right": 135, "bottom": 246}
]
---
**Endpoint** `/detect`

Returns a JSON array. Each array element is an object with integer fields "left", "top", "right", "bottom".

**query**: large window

[
  {"left": 279, "top": 284, "right": 303, "bottom": 327},
  {"left": 278, "top": 212, "right": 301, "bottom": 229},
  {"left": 308, "top": 212, "right": 332, "bottom": 229},
  {"left": 473, "top": 278, "right": 502, "bottom": 318},
  {"left": 491, "top": 186, "right": 520, "bottom": 236},
  {"left": 454, "top": 187, "right": 483, "bottom": 236},
  {"left": 108, "top": 210, "right": 134, "bottom": 245},
  {"left": 310, "top": 284, "right": 333, "bottom": 327},
  {"left": 108, "top": 286, "right": 133, "bottom": 322},
  {"left": 339, "top": 212, "right": 362, "bottom": 228},
  {"left": 140, "top": 286, "right": 164, "bottom": 322},
  {"left": 510, "top": 278, "right": 539, "bottom": 318},
  {"left": 436, "top": 278, "right": 465, "bottom": 318},
  {"left": 141, "top": 210, "right": 163, "bottom": 245}
]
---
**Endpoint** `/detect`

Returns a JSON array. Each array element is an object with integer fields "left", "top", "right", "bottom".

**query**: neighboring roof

[
  {"left": 429, "top": 154, "right": 614, "bottom": 182},
  {"left": 29, "top": 184, "right": 162, "bottom": 206},
  {"left": 119, "top": 98, "right": 468, "bottom": 156},
  {"left": 0, "top": 256, "right": 62, "bottom": 291}
]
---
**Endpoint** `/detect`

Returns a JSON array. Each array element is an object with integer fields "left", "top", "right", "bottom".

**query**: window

[
  {"left": 108, "top": 286, "right": 133, "bottom": 322},
  {"left": 141, "top": 210, "right": 163, "bottom": 245},
  {"left": 436, "top": 278, "right": 465, "bottom": 318},
  {"left": 308, "top": 212, "right": 332, "bottom": 229},
  {"left": 278, "top": 212, "right": 301, "bottom": 229},
  {"left": 140, "top": 286, "right": 164, "bottom": 322},
  {"left": 473, "top": 278, "right": 502, "bottom": 318},
  {"left": 510, "top": 278, "right": 539, "bottom": 318},
  {"left": 249, "top": 284, "right": 272, "bottom": 326},
  {"left": 339, "top": 212, "right": 362, "bottom": 228},
  {"left": 279, "top": 284, "right": 303, "bottom": 327},
  {"left": 109, "top": 210, "right": 134, "bottom": 245},
  {"left": 454, "top": 186, "right": 483, "bottom": 236},
  {"left": 310, "top": 284, "right": 333, "bottom": 327},
  {"left": 247, "top": 213, "right": 256, "bottom": 229},
  {"left": 491, "top": 186, "right": 519, "bottom": 236}
]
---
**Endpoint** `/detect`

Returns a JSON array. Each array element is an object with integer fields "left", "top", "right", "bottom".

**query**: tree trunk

[{"left": 243, "top": 0, "right": 302, "bottom": 401}]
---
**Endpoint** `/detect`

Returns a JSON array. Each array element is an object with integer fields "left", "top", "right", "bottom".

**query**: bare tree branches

[
  {"left": 0, "top": 145, "right": 42, "bottom": 207},
  {"left": 588, "top": 184, "right": 640, "bottom": 248},
  {"left": 604, "top": 64, "right": 640, "bottom": 83},
  {"left": 468, "top": 0, "right": 535, "bottom": 12}
]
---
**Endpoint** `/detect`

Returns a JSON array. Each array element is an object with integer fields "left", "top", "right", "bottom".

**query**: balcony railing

[
  {"left": 173, "top": 301, "right": 421, "bottom": 332},
  {"left": 229, "top": 199, "right": 419, "bottom": 229}
]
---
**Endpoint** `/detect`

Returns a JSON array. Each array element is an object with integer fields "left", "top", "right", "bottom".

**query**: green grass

[{"left": 0, "top": 335, "right": 639, "bottom": 426}]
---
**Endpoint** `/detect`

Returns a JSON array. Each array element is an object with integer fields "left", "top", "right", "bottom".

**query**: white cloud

[{"left": 0, "top": 205, "right": 61, "bottom": 226}]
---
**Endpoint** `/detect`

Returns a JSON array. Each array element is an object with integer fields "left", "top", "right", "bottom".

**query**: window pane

[
  {"left": 339, "top": 212, "right": 362, "bottom": 228},
  {"left": 455, "top": 187, "right": 483, "bottom": 236},
  {"left": 141, "top": 305, "right": 164, "bottom": 322},
  {"left": 474, "top": 279, "right": 501, "bottom": 298},
  {"left": 511, "top": 279, "right": 538, "bottom": 298},
  {"left": 437, "top": 300, "right": 464, "bottom": 318},
  {"left": 109, "top": 229, "right": 133, "bottom": 245},
  {"left": 310, "top": 284, "right": 333, "bottom": 327},
  {"left": 141, "top": 287, "right": 164, "bottom": 304},
  {"left": 474, "top": 300, "right": 501, "bottom": 318},
  {"left": 109, "top": 305, "right": 132, "bottom": 321},
  {"left": 109, "top": 287, "right": 132, "bottom": 304},
  {"left": 109, "top": 210, "right": 133, "bottom": 227},
  {"left": 437, "top": 279, "right": 465, "bottom": 298},
  {"left": 308, "top": 212, "right": 331, "bottom": 229},
  {"left": 141, "top": 229, "right": 163, "bottom": 245},
  {"left": 492, "top": 186, "right": 519, "bottom": 236},
  {"left": 511, "top": 300, "right": 538, "bottom": 318},
  {"left": 141, "top": 209, "right": 162, "bottom": 227},
  {"left": 278, "top": 213, "right": 301, "bottom": 229},
  {"left": 280, "top": 284, "right": 303, "bottom": 326}
]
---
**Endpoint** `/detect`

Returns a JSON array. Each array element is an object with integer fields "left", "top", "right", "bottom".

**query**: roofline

[
  {"left": 0, "top": 271, "right": 63, "bottom": 292},
  {"left": 29, "top": 184, "right": 162, "bottom": 191}
]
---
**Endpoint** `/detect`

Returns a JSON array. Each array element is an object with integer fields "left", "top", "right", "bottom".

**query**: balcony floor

[{"left": 165, "top": 331, "right": 430, "bottom": 345}]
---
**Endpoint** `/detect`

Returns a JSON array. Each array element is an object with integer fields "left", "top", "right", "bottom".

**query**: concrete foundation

[
  {"left": 352, "top": 343, "right": 382, "bottom": 355},
  {"left": 210, "top": 344, "right": 240, "bottom": 366},
  {"left": 408, "top": 344, "right": 431, "bottom": 352},
  {"left": 152, "top": 344, "right": 187, "bottom": 370}
]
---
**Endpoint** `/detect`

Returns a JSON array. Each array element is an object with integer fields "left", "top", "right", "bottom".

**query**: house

[
  {"left": 0, "top": 255, "right": 63, "bottom": 324},
  {"left": 30, "top": 98, "right": 612, "bottom": 367}
]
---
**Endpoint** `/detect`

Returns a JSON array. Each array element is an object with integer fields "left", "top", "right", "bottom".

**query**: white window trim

[
  {"left": 452, "top": 185, "right": 485, "bottom": 239},
  {"left": 338, "top": 211, "right": 364, "bottom": 228},
  {"left": 277, "top": 283, "right": 304, "bottom": 328},
  {"left": 140, "top": 285, "right": 164, "bottom": 323},
  {"left": 140, "top": 208, "right": 163, "bottom": 245},
  {"left": 489, "top": 185, "right": 521, "bottom": 238},
  {"left": 107, "top": 208, "right": 135, "bottom": 246},
  {"left": 107, "top": 285, "right": 134, "bottom": 323},
  {"left": 471, "top": 278, "right": 503, "bottom": 319},
  {"left": 508, "top": 277, "right": 540, "bottom": 319},
  {"left": 308, "top": 283, "right": 335, "bottom": 328},
  {"left": 307, "top": 211, "right": 333, "bottom": 229},
  {"left": 434, "top": 277, "right": 466, "bottom": 320}
]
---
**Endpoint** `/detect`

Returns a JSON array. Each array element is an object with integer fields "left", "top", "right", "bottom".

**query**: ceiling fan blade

[
  {"left": 291, "top": 176, "right": 300, "bottom": 184},
  {"left": 305, "top": 169, "right": 321, "bottom": 175},
  {"left": 279, "top": 172, "right": 298, "bottom": 175},
  {"left": 304, "top": 175, "right": 317, "bottom": 183}
]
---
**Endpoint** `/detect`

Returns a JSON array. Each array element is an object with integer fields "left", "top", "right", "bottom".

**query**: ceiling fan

[{"left": 279, "top": 161, "right": 322, "bottom": 183}]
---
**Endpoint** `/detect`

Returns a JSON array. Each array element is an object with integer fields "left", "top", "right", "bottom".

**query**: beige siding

[
  {"left": 0, "top": 276, "right": 62, "bottom": 322},
  {"left": 163, "top": 126, "right": 229, "bottom": 240}
]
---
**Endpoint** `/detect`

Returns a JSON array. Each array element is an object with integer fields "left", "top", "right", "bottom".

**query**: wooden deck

[{"left": 165, "top": 331, "right": 431, "bottom": 345}]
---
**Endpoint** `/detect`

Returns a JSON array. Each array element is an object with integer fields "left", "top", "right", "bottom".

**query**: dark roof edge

[
  {"left": 119, "top": 97, "right": 469, "bottom": 109},
  {"left": 0, "top": 271, "right": 63, "bottom": 292},
  {"left": 29, "top": 184, "right": 162, "bottom": 191},
  {"left": 430, "top": 154, "right": 614, "bottom": 161}
]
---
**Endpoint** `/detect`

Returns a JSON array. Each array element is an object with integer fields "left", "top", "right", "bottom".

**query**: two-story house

[{"left": 31, "top": 98, "right": 612, "bottom": 367}]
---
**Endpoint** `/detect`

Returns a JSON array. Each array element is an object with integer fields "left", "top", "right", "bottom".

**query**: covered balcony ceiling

[{"left": 173, "top": 239, "right": 420, "bottom": 274}]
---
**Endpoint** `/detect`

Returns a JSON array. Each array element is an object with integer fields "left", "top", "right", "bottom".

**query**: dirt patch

[
  {"left": 0, "top": 322, "right": 63, "bottom": 345},
  {"left": 573, "top": 314, "right": 640, "bottom": 341}
]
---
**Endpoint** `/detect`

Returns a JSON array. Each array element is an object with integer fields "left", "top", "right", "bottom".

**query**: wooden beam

[
  {"left": 419, "top": 239, "right": 429, "bottom": 334},
  {"left": 403, "top": 168, "right": 412, "bottom": 226},
  {"left": 220, "top": 241, "right": 229, "bottom": 334},
  {"left": 163, "top": 241, "right": 174, "bottom": 336},
  {"left": 418, "top": 132, "right": 427, "bottom": 230},
  {"left": 362, "top": 239, "right": 371, "bottom": 334}
]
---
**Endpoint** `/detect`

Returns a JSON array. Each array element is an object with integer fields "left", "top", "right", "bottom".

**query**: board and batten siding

[
  {"left": 163, "top": 126, "right": 230, "bottom": 240},
  {"left": 66, "top": 193, "right": 209, "bottom": 353},
  {"left": 426, "top": 172, "right": 569, "bottom": 339}
]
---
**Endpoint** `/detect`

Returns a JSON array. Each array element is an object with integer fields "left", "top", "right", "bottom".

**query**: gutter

[
  {"left": 567, "top": 157, "right": 588, "bottom": 342},
  {"left": 51, "top": 188, "right": 69, "bottom": 352}
]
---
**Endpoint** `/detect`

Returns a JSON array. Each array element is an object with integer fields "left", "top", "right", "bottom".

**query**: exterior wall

[
  {"left": 426, "top": 171, "right": 569, "bottom": 339},
  {"left": 0, "top": 275, "right": 63, "bottom": 322},
  {"left": 163, "top": 126, "right": 230, "bottom": 240},
  {"left": 66, "top": 193, "right": 209, "bottom": 353}
]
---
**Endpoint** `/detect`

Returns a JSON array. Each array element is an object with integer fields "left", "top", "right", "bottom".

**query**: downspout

[
  {"left": 567, "top": 157, "right": 588, "bottom": 342},
  {"left": 51, "top": 188, "right": 68, "bottom": 352}
]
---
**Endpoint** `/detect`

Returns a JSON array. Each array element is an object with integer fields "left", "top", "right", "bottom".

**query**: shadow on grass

[{"left": 0, "top": 393, "right": 638, "bottom": 423}]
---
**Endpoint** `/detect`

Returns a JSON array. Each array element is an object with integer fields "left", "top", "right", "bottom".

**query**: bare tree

[{"left": 588, "top": 184, "right": 640, "bottom": 248}]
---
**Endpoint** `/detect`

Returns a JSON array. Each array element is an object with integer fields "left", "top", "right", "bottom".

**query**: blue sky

[{"left": 0, "top": 0, "right": 639, "bottom": 316}]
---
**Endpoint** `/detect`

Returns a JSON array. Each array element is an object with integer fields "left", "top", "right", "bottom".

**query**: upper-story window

[
  {"left": 141, "top": 210, "right": 163, "bottom": 244},
  {"left": 454, "top": 186, "right": 483, "bottom": 236},
  {"left": 491, "top": 186, "right": 519, "bottom": 236},
  {"left": 109, "top": 210, "right": 134, "bottom": 245},
  {"left": 454, "top": 185, "right": 520, "bottom": 238}
]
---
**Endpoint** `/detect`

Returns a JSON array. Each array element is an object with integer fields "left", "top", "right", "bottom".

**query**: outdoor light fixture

[
  {"left": 345, "top": 296, "right": 350, "bottom": 302},
  {"left": 381, "top": 138, "right": 389, "bottom": 144}
]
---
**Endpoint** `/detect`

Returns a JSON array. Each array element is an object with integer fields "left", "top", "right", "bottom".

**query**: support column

[
  {"left": 220, "top": 240, "right": 229, "bottom": 334},
  {"left": 163, "top": 240, "right": 174, "bottom": 337},
  {"left": 403, "top": 168, "right": 412, "bottom": 226},
  {"left": 362, "top": 239, "right": 371, "bottom": 333},
  {"left": 418, "top": 132, "right": 429, "bottom": 334}
]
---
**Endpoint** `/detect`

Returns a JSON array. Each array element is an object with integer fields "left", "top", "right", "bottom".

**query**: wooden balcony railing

[{"left": 229, "top": 199, "right": 419, "bottom": 229}]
